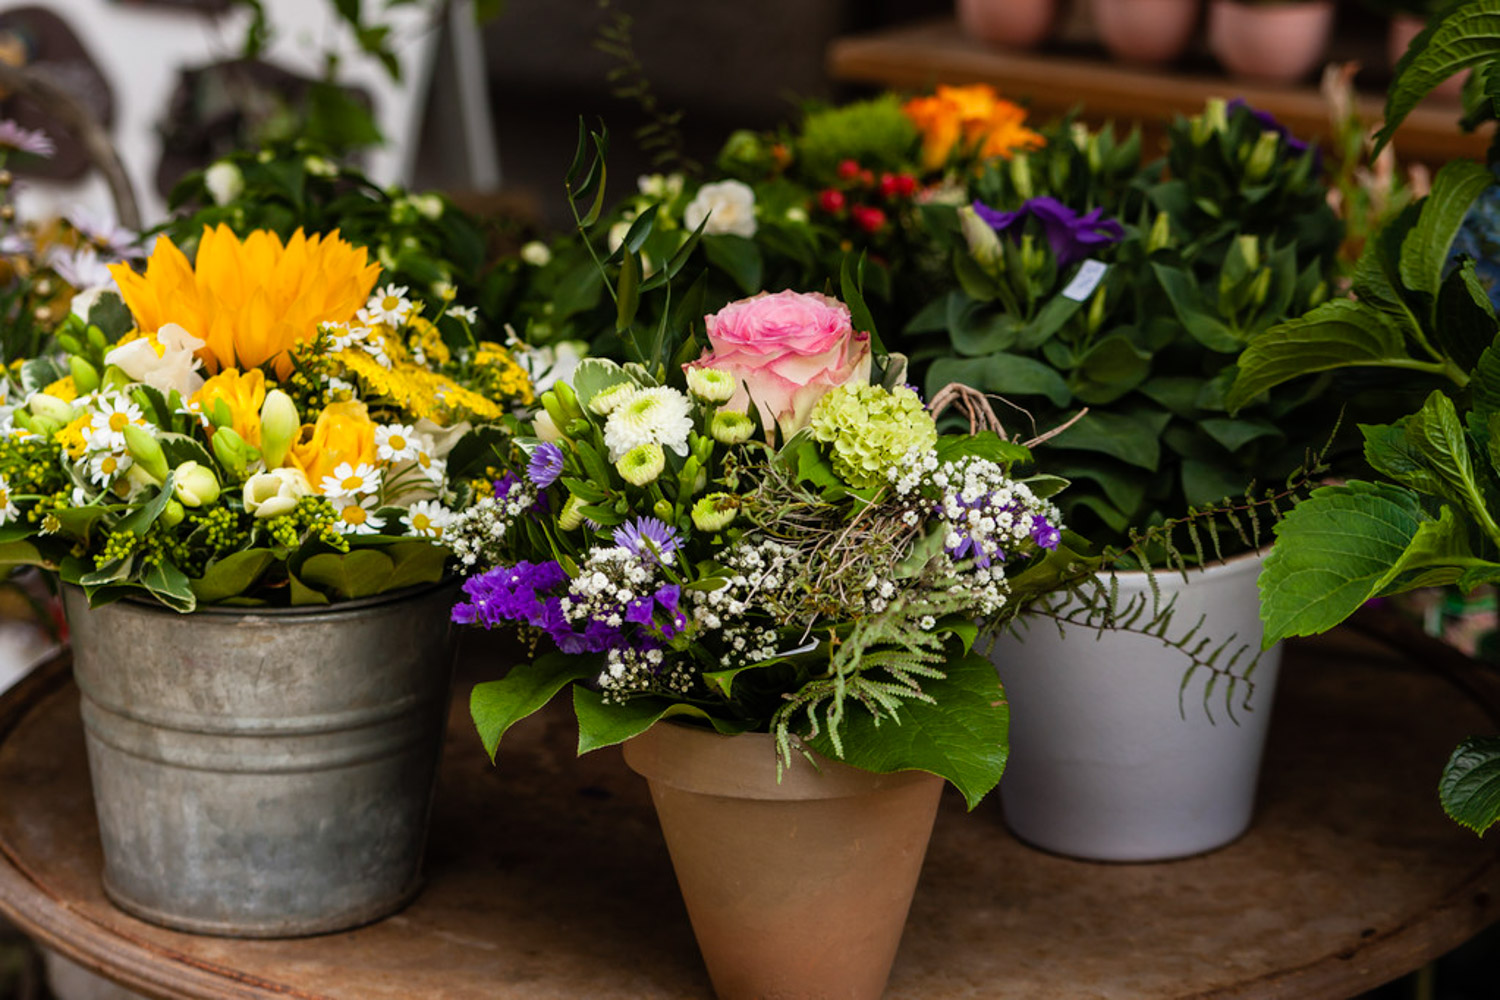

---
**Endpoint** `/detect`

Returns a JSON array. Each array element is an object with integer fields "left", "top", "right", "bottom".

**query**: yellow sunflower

[{"left": 108, "top": 226, "right": 381, "bottom": 379}]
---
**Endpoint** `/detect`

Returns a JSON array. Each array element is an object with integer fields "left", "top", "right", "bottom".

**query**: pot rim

[
  {"left": 1103, "top": 545, "right": 1268, "bottom": 586},
  {"left": 63, "top": 576, "right": 458, "bottom": 620},
  {"left": 621, "top": 718, "right": 941, "bottom": 802}
]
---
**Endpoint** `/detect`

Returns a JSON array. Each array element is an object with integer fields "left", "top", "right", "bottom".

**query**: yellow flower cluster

[
  {"left": 472, "top": 342, "right": 536, "bottom": 407},
  {"left": 902, "top": 84, "right": 1045, "bottom": 171},
  {"left": 336, "top": 350, "right": 505, "bottom": 424}
]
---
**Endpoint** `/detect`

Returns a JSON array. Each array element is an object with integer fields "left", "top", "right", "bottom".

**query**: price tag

[{"left": 1061, "top": 259, "right": 1108, "bottom": 302}]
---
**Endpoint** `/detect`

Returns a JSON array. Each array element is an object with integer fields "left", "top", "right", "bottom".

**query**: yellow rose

[
  {"left": 288, "top": 400, "right": 378, "bottom": 491},
  {"left": 192, "top": 368, "right": 266, "bottom": 447}
]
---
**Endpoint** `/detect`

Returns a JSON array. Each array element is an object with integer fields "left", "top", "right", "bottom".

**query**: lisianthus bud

[
  {"left": 1087, "top": 286, "right": 1107, "bottom": 335},
  {"left": 710, "top": 410, "right": 754, "bottom": 445},
  {"left": 27, "top": 393, "right": 76, "bottom": 425},
  {"left": 691, "top": 493, "right": 739, "bottom": 532},
  {"left": 173, "top": 461, "right": 220, "bottom": 507},
  {"left": 1009, "top": 154, "right": 1034, "bottom": 199},
  {"left": 1069, "top": 122, "right": 1089, "bottom": 152},
  {"left": 211, "top": 427, "right": 257, "bottom": 480},
  {"left": 685, "top": 366, "right": 737, "bottom": 404},
  {"left": 1243, "top": 131, "right": 1280, "bottom": 183},
  {"left": 589, "top": 382, "right": 636, "bottom": 416},
  {"left": 243, "top": 468, "right": 312, "bottom": 518},
  {"left": 617, "top": 442, "right": 666, "bottom": 486},
  {"left": 259, "top": 389, "right": 299, "bottom": 468},
  {"left": 123, "top": 424, "right": 168, "bottom": 482},
  {"left": 520, "top": 240, "right": 552, "bottom": 267},
  {"left": 1194, "top": 98, "right": 1229, "bottom": 145},
  {"left": 69, "top": 356, "right": 100, "bottom": 395},
  {"left": 541, "top": 390, "right": 569, "bottom": 431},
  {"left": 552, "top": 380, "right": 583, "bottom": 420},
  {"left": 1235, "top": 234, "right": 1261, "bottom": 273},
  {"left": 1146, "top": 211, "right": 1173, "bottom": 254},
  {"left": 1248, "top": 268, "right": 1271, "bottom": 308},
  {"left": 958, "top": 205, "right": 1004, "bottom": 274},
  {"left": 558, "top": 493, "right": 587, "bottom": 531}
]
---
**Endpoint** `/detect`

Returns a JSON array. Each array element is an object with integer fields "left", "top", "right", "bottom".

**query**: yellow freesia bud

[
  {"left": 69, "top": 356, "right": 100, "bottom": 395},
  {"left": 27, "top": 392, "right": 76, "bottom": 425},
  {"left": 259, "top": 389, "right": 299, "bottom": 468},
  {"left": 211, "top": 427, "right": 258, "bottom": 481},
  {"left": 160, "top": 499, "right": 186, "bottom": 528}
]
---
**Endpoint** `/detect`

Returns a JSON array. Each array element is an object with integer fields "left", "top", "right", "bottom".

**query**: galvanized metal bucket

[{"left": 65, "top": 580, "right": 459, "bottom": 938}]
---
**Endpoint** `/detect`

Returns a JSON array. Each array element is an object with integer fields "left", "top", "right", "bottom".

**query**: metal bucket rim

[{"left": 63, "top": 576, "right": 457, "bottom": 621}]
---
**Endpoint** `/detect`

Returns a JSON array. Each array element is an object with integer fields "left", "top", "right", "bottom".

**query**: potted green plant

[
  {"left": 0, "top": 217, "right": 534, "bottom": 935},
  {"left": 453, "top": 131, "right": 1072, "bottom": 1000},
  {"left": 1207, "top": 0, "right": 1337, "bottom": 83}
]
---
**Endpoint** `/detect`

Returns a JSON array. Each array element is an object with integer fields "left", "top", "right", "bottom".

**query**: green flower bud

[
  {"left": 85, "top": 324, "right": 107, "bottom": 354},
  {"left": 685, "top": 366, "right": 737, "bottom": 404},
  {"left": 101, "top": 364, "right": 131, "bottom": 391},
  {"left": 1009, "top": 153, "right": 1034, "bottom": 200},
  {"left": 558, "top": 493, "right": 587, "bottom": 531},
  {"left": 1242, "top": 131, "right": 1280, "bottom": 184},
  {"left": 958, "top": 205, "right": 1004, "bottom": 275},
  {"left": 691, "top": 493, "right": 739, "bottom": 532},
  {"left": 123, "top": 424, "right": 168, "bottom": 483},
  {"left": 28, "top": 416, "right": 62, "bottom": 438},
  {"left": 173, "top": 461, "right": 220, "bottom": 507},
  {"left": 588, "top": 382, "right": 636, "bottom": 416},
  {"left": 541, "top": 390, "right": 569, "bottom": 431},
  {"left": 616, "top": 442, "right": 666, "bottom": 487},
  {"left": 27, "top": 392, "right": 76, "bottom": 425},
  {"left": 692, "top": 431, "right": 714, "bottom": 464},
  {"left": 678, "top": 455, "right": 706, "bottom": 495},
  {"left": 69, "top": 356, "right": 100, "bottom": 395},
  {"left": 1146, "top": 211, "right": 1173, "bottom": 254},
  {"left": 1087, "top": 286, "right": 1107, "bottom": 336},
  {"left": 1193, "top": 97, "right": 1229, "bottom": 145},
  {"left": 1309, "top": 279, "right": 1329, "bottom": 308},
  {"left": 209, "top": 397, "right": 234, "bottom": 429},
  {"left": 258, "top": 389, "right": 299, "bottom": 468},
  {"left": 1235, "top": 235, "right": 1261, "bottom": 273},
  {"left": 653, "top": 498, "right": 674, "bottom": 521},
  {"left": 1248, "top": 268, "right": 1272, "bottom": 308},
  {"left": 1069, "top": 122, "right": 1090, "bottom": 152},
  {"left": 552, "top": 380, "right": 583, "bottom": 420},
  {"left": 160, "top": 499, "right": 186, "bottom": 528},
  {"left": 10, "top": 410, "right": 32, "bottom": 432},
  {"left": 210, "top": 427, "right": 257, "bottom": 480},
  {"left": 710, "top": 410, "right": 755, "bottom": 445}
]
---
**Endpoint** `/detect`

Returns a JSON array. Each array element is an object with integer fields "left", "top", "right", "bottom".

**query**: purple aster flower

[
  {"left": 1227, "top": 99, "right": 1320, "bottom": 171},
  {"left": 527, "top": 442, "right": 565, "bottom": 488},
  {"left": 614, "top": 516, "right": 681, "bottom": 564},
  {"left": 972, "top": 197, "right": 1124, "bottom": 267},
  {"left": 0, "top": 120, "right": 54, "bottom": 158}
]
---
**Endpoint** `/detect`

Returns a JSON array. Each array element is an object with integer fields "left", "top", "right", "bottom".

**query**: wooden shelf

[{"left": 828, "top": 19, "right": 1492, "bottom": 165}]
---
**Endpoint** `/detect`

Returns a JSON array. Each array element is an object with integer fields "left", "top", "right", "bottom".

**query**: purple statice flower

[
  {"left": 526, "top": 442, "right": 565, "bottom": 488},
  {"left": 452, "top": 560, "right": 569, "bottom": 629},
  {"left": 1031, "top": 516, "right": 1061, "bottom": 550},
  {"left": 0, "top": 120, "right": 54, "bottom": 158},
  {"left": 623, "top": 583, "right": 686, "bottom": 639},
  {"left": 494, "top": 469, "right": 549, "bottom": 516},
  {"left": 1227, "top": 99, "right": 1321, "bottom": 170},
  {"left": 972, "top": 196, "right": 1124, "bottom": 267},
  {"left": 614, "top": 516, "right": 681, "bottom": 565}
]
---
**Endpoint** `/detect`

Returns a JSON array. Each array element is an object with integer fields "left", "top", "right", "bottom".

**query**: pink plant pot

[
  {"left": 1389, "top": 14, "right": 1466, "bottom": 102},
  {"left": 957, "top": 0, "right": 1059, "bottom": 49},
  {"left": 1094, "top": 0, "right": 1201, "bottom": 66},
  {"left": 1207, "top": 0, "right": 1335, "bottom": 84}
]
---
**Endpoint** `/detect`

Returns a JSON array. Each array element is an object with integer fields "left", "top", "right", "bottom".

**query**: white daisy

[
  {"left": 86, "top": 396, "right": 143, "bottom": 452},
  {"left": 88, "top": 451, "right": 133, "bottom": 487},
  {"left": 375, "top": 424, "right": 419, "bottom": 462},
  {"left": 402, "top": 499, "right": 452, "bottom": 540},
  {"left": 324, "top": 322, "right": 369, "bottom": 353},
  {"left": 326, "top": 376, "right": 356, "bottom": 398},
  {"left": 330, "top": 493, "right": 385, "bottom": 535},
  {"left": 446, "top": 305, "right": 478, "bottom": 324},
  {"left": 70, "top": 486, "right": 89, "bottom": 506},
  {"left": 360, "top": 285, "right": 413, "bottom": 328},
  {"left": 411, "top": 438, "right": 447, "bottom": 485},
  {"left": 0, "top": 475, "right": 17, "bottom": 524},
  {"left": 602, "top": 386, "right": 694, "bottom": 461},
  {"left": 176, "top": 399, "right": 212, "bottom": 430},
  {"left": 320, "top": 462, "right": 382, "bottom": 498}
]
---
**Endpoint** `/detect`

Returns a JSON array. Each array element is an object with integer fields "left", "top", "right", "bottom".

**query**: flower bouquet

[
  {"left": 0, "top": 222, "right": 535, "bottom": 935},
  {"left": 455, "top": 288, "right": 1067, "bottom": 999}
]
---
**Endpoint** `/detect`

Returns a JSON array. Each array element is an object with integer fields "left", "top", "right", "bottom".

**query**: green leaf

[
  {"left": 141, "top": 558, "right": 196, "bottom": 613},
  {"left": 1472, "top": 338, "right": 1500, "bottom": 419},
  {"left": 1377, "top": 3, "right": 1500, "bottom": 155},
  {"left": 1399, "top": 159, "right": 1495, "bottom": 300},
  {"left": 471, "top": 653, "right": 597, "bottom": 760},
  {"left": 1200, "top": 416, "right": 1283, "bottom": 453},
  {"left": 1440, "top": 736, "right": 1500, "bottom": 835},
  {"left": 946, "top": 296, "right": 1017, "bottom": 356},
  {"left": 1227, "top": 300, "right": 1413, "bottom": 412},
  {"left": 925, "top": 354, "right": 1071, "bottom": 409},
  {"left": 116, "top": 472, "right": 176, "bottom": 538},
  {"left": 572, "top": 687, "right": 746, "bottom": 753},
  {"left": 615, "top": 249, "right": 641, "bottom": 333},
  {"left": 802, "top": 650, "right": 1009, "bottom": 810},
  {"left": 190, "top": 548, "right": 276, "bottom": 604},
  {"left": 1070, "top": 335, "right": 1151, "bottom": 405},
  {"left": 841, "top": 252, "right": 882, "bottom": 352},
  {"left": 0, "top": 540, "right": 44, "bottom": 568},
  {"left": 1259, "top": 481, "right": 1427, "bottom": 644},
  {"left": 298, "top": 548, "right": 396, "bottom": 600},
  {"left": 382, "top": 541, "right": 449, "bottom": 591},
  {"left": 704, "top": 234, "right": 763, "bottom": 295},
  {"left": 1153, "top": 262, "right": 1242, "bottom": 352},
  {"left": 1402, "top": 390, "right": 1495, "bottom": 532},
  {"left": 1048, "top": 409, "right": 1168, "bottom": 471},
  {"left": 288, "top": 570, "right": 330, "bottom": 605},
  {"left": 569, "top": 357, "right": 632, "bottom": 410},
  {"left": 1435, "top": 258, "right": 1500, "bottom": 372}
]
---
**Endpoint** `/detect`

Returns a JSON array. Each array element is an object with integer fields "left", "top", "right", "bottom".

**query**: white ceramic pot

[
  {"left": 1207, "top": 0, "right": 1335, "bottom": 84},
  {"left": 957, "top": 0, "right": 1059, "bottom": 49},
  {"left": 1093, "top": 0, "right": 1200, "bottom": 66},
  {"left": 990, "top": 551, "right": 1283, "bottom": 861}
]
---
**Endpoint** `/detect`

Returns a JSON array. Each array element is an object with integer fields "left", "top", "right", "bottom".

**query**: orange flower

[
  {"left": 286, "top": 400, "right": 378, "bottom": 491},
  {"left": 902, "top": 85, "right": 1045, "bottom": 171},
  {"left": 192, "top": 368, "right": 266, "bottom": 448},
  {"left": 108, "top": 226, "right": 381, "bottom": 379}
]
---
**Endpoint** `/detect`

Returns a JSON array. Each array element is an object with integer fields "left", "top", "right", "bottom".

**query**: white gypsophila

[
  {"left": 445, "top": 483, "right": 538, "bottom": 567},
  {"left": 560, "top": 545, "right": 657, "bottom": 630},
  {"left": 598, "top": 647, "right": 695, "bottom": 702},
  {"left": 602, "top": 386, "right": 694, "bottom": 461},
  {"left": 446, "top": 305, "right": 479, "bottom": 324},
  {"left": 683, "top": 179, "right": 757, "bottom": 238}
]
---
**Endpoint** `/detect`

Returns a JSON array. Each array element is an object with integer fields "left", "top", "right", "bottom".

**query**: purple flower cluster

[
  {"left": 972, "top": 196, "right": 1124, "bottom": 268},
  {"left": 944, "top": 503, "right": 1063, "bottom": 569},
  {"left": 1227, "top": 99, "right": 1320, "bottom": 171}
]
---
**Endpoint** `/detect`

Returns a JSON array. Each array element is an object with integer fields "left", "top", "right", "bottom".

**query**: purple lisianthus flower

[
  {"left": 527, "top": 442, "right": 565, "bottom": 488},
  {"left": 1227, "top": 99, "right": 1320, "bottom": 170},
  {"left": 973, "top": 196, "right": 1124, "bottom": 267},
  {"left": 614, "top": 516, "right": 681, "bottom": 564},
  {"left": 0, "top": 120, "right": 54, "bottom": 158}
]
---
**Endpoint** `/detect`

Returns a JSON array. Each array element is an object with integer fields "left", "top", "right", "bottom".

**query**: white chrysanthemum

[
  {"left": 320, "top": 462, "right": 381, "bottom": 497},
  {"left": 403, "top": 499, "right": 452, "bottom": 539},
  {"left": 330, "top": 493, "right": 385, "bottom": 535},
  {"left": 88, "top": 451, "right": 132, "bottom": 487},
  {"left": 0, "top": 474, "right": 16, "bottom": 524},
  {"left": 375, "top": 424, "right": 420, "bottom": 462},
  {"left": 603, "top": 386, "right": 694, "bottom": 461},
  {"left": 589, "top": 382, "right": 637, "bottom": 417},
  {"left": 360, "top": 285, "right": 413, "bottom": 328}
]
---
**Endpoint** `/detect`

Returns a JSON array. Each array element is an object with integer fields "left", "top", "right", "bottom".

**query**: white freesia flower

[
  {"left": 104, "top": 322, "right": 206, "bottom": 398},
  {"left": 243, "top": 468, "right": 312, "bottom": 518},
  {"left": 603, "top": 386, "right": 694, "bottom": 461},
  {"left": 533, "top": 409, "right": 563, "bottom": 442},
  {"left": 684, "top": 180, "right": 757, "bottom": 238}
]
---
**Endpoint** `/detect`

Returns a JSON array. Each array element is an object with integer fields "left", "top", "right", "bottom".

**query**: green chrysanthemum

[{"left": 808, "top": 384, "right": 937, "bottom": 489}]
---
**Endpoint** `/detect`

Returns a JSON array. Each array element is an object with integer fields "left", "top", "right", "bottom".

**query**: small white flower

[
  {"left": 0, "top": 474, "right": 17, "bottom": 524},
  {"left": 412, "top": 437, "right": 447, "bottom": 485},
  {"left": 326, "top": 376, "right": 355, "bottom": 398},
  {"left": 330, "top": 493, "right": 385, "bottom": 535},
  {"left": 446, "top": 304, "right": 478, "bottom": 324},
  {"left": 204, "top": 161, "right": 244, "bottom": 206},
  {"left": 519, "top": 241, "right": 552, "bottom": 267},
  {"left": 320, "top": 462, "right": 381, "bottom": 498},
  {"left": 375, "top": 424, "right": 419, "bottom": 463},
  {"left": 361, "top": 285, "right": 413, "bottom": 328},
  {"left": 88, "top": 451, "right": 132, "bottom": 487},
  {"left": 85, "top": 396, "right": 144, "bottom": 453},
  {"left": 683, "top": 180, "right": 757, "bottom": 238},
  {"left": 603, "top": 386, "right": 694, "bottom": 461},
  {"left": 402, "top": 499, "right": 452, "bottom": 539}
]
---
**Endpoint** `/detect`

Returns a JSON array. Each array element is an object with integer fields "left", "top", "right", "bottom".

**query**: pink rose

[{"left": 687, "top": 290, "right": 871, "bottom": 442}]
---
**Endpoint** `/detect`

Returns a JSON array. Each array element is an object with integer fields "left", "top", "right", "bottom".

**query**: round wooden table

[{"left": 0, "top": 625, "right": 1497, "bottom": 1000}]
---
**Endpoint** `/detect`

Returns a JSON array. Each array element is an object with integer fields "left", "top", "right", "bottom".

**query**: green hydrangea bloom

[{"left": 809, "top": 384, "right": 937, "bottom": 489}]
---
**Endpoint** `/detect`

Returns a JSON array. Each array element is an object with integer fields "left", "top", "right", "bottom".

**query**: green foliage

[
  {"left": 1440, "top": 736, "right": 1500, "bottom": 834},
  {"left": 1376, "top": 0, "right": 1500, "bottom": 157},
  {"left": 795, "top": 95, "right": 921, "bottom": 186}
]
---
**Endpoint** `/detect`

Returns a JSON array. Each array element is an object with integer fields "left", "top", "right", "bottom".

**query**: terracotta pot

[
  {"left": 957, "top": 0, "right": 1059, "bottom": 49},
  {"left": 1389, "top": 14, "right": 1465, "bottom": 102},
  {"left": 988, "top": 551, "right": 1283, "bottom": 861},
  {"left": 1207, "top": 0, "right": 1335, "bottom": 84},
  {"left": 623, "top": 722, "right": 943, "bottom": 1000},
  {"left": 1094, "top": 0, "right": 1200, "bottom": 66}
]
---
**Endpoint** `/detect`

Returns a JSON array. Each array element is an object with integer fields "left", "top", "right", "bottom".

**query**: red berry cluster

[{"left": 815, "top": 159, "right": 917, "bottom": 235}]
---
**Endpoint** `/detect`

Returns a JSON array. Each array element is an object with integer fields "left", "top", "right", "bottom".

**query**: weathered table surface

[{"left": 0, "top": 626, "right": 1498, "bottom": 1000}]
